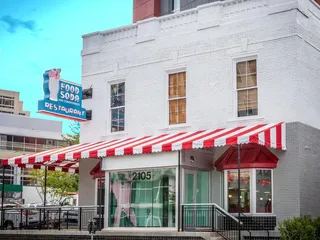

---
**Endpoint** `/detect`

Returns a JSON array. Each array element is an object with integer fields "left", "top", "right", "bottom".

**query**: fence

[
  {"left": 182, "top": 204, "right": 252, "bottom": 240},
  {"left": 0, "top": 205, "right": 104, "bottom": 231}
]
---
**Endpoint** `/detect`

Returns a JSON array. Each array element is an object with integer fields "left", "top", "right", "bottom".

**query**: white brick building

[{"left": 81, "top": 0, "right": 320, "bottom": 232}]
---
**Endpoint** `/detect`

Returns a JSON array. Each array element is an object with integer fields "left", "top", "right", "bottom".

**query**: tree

[
  {"left": 28, "top": 121, "right": 80, "bottom": 205},
  {"left": 61, "top": 121, "right": 80, "bottom": 146},
  {"left": 29, "top": 169, "right": 79, "bottom": 205}
]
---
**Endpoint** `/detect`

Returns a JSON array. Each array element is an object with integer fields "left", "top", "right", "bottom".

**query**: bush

[
  {"left": 314, "top": 216, "right": 320, "bottom": 240},
  {"left": 278, "top": 215, "right": 317, "bottom": 240}
]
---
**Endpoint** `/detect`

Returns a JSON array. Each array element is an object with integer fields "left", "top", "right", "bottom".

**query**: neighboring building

[
  {"left": 0, "top": 102, "right": 65, "bottom": 204},
  {"left": 0, "top": 89, "right": 30, "bottom": 116}
]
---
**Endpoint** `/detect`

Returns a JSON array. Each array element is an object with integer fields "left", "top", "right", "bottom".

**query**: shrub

[
  {"left": 314, "top": 216, "right": 320, "bottom": 240},
  {"left": 278, "top": 215, "right": 317, "bottom": 240}
]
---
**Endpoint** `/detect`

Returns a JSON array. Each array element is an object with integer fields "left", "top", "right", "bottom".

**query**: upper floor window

[
  {"left": 160, "top": 0, "right": 180, "bottom": 15},
  {"left": 169, "top": 72, "right": 186, "bottom": 125},
  {"left": 0, "top": 95, "right": 14, "bottom": 109},
  {"left": 110, "top": 83, "right": 125, "bottom": 132},
  {"left": 236, "top": 60, "right": 258, "bottom": 117}
]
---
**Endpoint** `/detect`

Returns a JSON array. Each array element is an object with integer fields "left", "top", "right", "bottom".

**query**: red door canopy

[
  {"left": 90, "top": 162, "right": 105, "bottom": 179},
  {"left": 214, "top": 143, "right": 279, "bottom": 171}
]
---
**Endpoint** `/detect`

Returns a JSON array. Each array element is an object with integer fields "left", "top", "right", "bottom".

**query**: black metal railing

[
  {"left": 0, "top": 205, "right": 104, "bottom": 231},
  {"left": 182, "top": 203, "right": 251, "bottom": 240},
  {"left": 240, "top": 212, "right": 270, "bottom": 240}
]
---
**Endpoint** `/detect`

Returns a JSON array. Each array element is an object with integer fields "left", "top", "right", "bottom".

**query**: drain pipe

[
  {"left": 237, "top": 144, "right": 241, "bottom": 240},
  {"left": 178, "top": 150, "right": 181, "bottom": 231}
]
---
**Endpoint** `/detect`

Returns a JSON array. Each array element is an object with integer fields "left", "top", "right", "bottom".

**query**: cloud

[{"left": 0, "top": 15, "right": 38, "bottom": 34}]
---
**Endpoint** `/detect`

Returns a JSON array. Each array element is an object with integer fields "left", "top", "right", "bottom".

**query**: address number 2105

[{"left": 132, "top": 171, "right": 151, "bottom": 180}]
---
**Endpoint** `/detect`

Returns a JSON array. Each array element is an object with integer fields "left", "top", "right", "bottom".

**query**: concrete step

[
  {"left": 210, "top": 237, "right": 224, "bottom": 240},
  {"left": 242, "top": 230, "right": 281, "bottom": 240}
]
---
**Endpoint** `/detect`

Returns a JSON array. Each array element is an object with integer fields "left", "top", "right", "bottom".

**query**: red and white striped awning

[{"left": 1, "top": 122, "right": 286, "bottom": 173}]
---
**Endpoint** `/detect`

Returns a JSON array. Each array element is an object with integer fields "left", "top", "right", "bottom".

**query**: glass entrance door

[{"left": 184, "top": 170, "right": 210, "bottom": 228}]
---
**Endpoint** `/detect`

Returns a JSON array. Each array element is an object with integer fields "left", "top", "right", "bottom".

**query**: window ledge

[
  {"left": 227, "top": 116, "right": 267, "bottom": 124},
  {"left": 101, "top": 131, "right": 128, "bottom": 140},
  {"left": 159, "top": 124, "right": 191, "bottom": 132}
]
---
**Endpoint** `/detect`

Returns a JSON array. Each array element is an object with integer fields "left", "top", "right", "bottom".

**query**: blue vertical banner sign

[{"left": 38, "top": 69, "right": 87, "bottom": 121}]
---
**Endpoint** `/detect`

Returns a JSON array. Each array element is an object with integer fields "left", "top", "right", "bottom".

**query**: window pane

[
  {"left": 178, "top": 72, "right": 186, "bottom": 86},
  {"left": 178, "top": 99, "right": 186, "bottom": 112},
  {"left": 169, "top": 99, "right": 186, "bottom": 125},
  {"left": 169, "top": 72, "right": 186, "bottom": 99},
  {"left": 169, "top": 100, "right": 178, "bottom": 113},
  {"left": 177, "top": 72, "right": 186, "bottom": 97},
  {"left": 169, "top": 86, "right": 178, "bottom": 99},
  {"left": 236, "top": 62, "right": 246, "bottom": 76},
  {"left": 237, "top": 90, "right": 247, "bottom": 110},
  {"left": 248, "top": 88, "right": 257, "bottom": 102},
  {"left": 179, "top": 111, "right": 186, "bottom": 124},
  {"left": 119, "top": 107, "right": 125, "bottom": 131},
  {"left": 109, "top": 168, "right": 176, "bottom": 227},
  {"left": 111, "top": 108, "right": 119, "bottom": 132},
  {"left": 118, "top": 82, "right": 125, "bottom": 94},
  {"left": 111, "top": 108, "right": 125, "bottom": 132},
  {"left": 247, "top": 60, "right": 256, "bottom": 74},
  {"left": 238, "top": 88, "right": 258, "bottom": 117},
  {"left": 178, "top": 99, "right": 186, "bottom": 124},
  {"left": 169, "top": 112, "right": 178, "bottom": 125},
  {"left": 111, "top": 83, "right": 125, "bottom": 107},
  {"left": 237, "top": 75, "right": 246, "bottom": 89},
  {"left": 169, "top": 73, "right": 178, "bottom": 87},
  {"left": 247, "top": 74, "right": 257, "bottom": 87},
  {"left": 227, "top": 170, "right": 250, "bottom": 213},
  {"left": 256, "top": 170, "right": 272, "bottom": 213}
]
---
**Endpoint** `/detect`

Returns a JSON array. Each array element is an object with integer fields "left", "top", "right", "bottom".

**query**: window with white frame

[
  {"left": 225, "top": 169, "right": 272, "bottom": 214},
  {"left": 236, "top": 60, "right": 258, "bottom": 117},
  {"left": 168, "top": 72, "right": 186, "bottom": 125},
  {"left": 110, "top": 82, "right": 125, "bottom": 132}
]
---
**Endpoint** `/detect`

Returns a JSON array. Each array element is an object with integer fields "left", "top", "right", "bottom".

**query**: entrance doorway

[
  {"left": 184, "top": 170, "right": 210, "bottom": 228},
  {"left": 184, "top": 170, "right": 210, "bottom": 204}
]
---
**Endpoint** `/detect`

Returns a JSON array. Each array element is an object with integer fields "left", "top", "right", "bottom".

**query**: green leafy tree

[
  {"left": 29, "top": 169, "right": 79, "bottom": 205},
  {"left": 28, "top": 121, "right": 80, "bottom": 205},
  {"left": 61, "top": 121, "right": 80, "bottom": 146}
]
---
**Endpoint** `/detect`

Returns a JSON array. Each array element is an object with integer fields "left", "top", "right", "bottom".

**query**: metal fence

[
  {"left": 0, "top": 205, "right": 104, "bottom": 231},
  {"left": 182, "top": 204, "right": 252, "bottom": 240}
]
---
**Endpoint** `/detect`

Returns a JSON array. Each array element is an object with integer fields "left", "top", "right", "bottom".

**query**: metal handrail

[
  {"left": 182, "top": 203, "right": 243, "bottom": 225},
  {"left": 240, "top": 212, "right": 270, "bottom": 239}
]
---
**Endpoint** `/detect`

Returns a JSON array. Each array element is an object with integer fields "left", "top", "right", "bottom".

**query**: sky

[{"left": 0, "top": 0, "right": 133, "bottom": 133}]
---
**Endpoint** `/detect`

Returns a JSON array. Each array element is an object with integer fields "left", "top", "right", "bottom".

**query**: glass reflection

[{"left": 109, "top": 168, "right": 176, "bottom": 227}]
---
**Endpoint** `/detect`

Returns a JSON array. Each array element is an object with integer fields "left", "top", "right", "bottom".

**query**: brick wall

[{"left": 133, "top": 0, "right": 160, "bottom": 23}]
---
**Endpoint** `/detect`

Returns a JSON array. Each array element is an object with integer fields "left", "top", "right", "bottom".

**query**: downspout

[
  {"left": 237, "top": 144, "right": 241, "bottom": 240},
  {"left": 178, "top": 150, "right": 181, "bottom": 231},
  {"left": 99, "top": 157, "right": 103, "bottom": 231}
]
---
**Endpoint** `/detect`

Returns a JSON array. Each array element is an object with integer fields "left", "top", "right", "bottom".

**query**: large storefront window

[
  {"left": 109, "top": 168, "right": 176, "bottom": 228},
  {"left": 227, "top": 170, "right": 250, "bottom": 213},
  {"left": 256, "top": 170, "right": 272, "bottom": 213},
  {"left": 225, "top": 169, "right": 273, "bottom": 214}
]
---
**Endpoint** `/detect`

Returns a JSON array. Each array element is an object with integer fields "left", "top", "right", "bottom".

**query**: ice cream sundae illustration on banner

[
  {"left": 48, "top": 68, "right": 61, "bottom": 101},
  {"left": 38, "top": 68, "right": 87, "bottom": 121}
]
